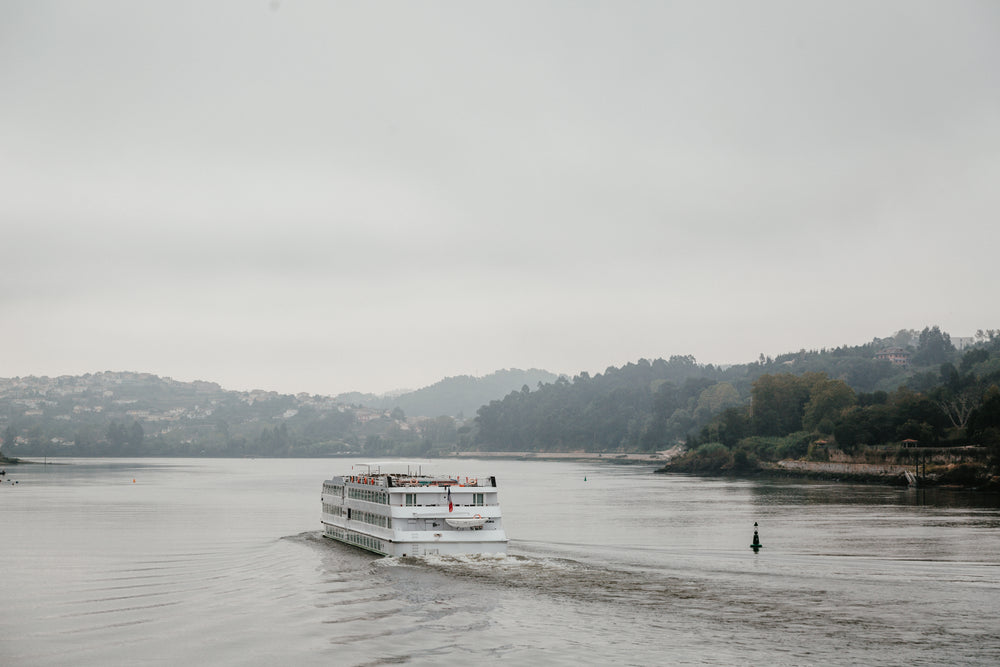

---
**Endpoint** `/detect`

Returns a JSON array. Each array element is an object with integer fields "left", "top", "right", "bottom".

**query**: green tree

[
  {"left": 802, "top": 378, "right": 857, "bottom": 432},
  {"left": 2, "top": 424, "right": 16, "bottom": 456},
  {"left": 967, "top": 385, "right": 1000, "bottom": 444},
  {"left": 106, "top": 421, "right": 128, "bottom": 452},
  {"left": 967, "top": 385, "right": 1000, "bottom": 473},
  {"left": 420, "top": 416, "right": 458, "bottom": 446},
  {"left": 961, "top": 348, "right": 990, "bottom": 373},
  {"left": 893, "top": 329, "right": 918, "bottom": 348},
  {"left": 913, "top": 326, "right": 955, "bottom": 366},
  {"left": 750, "top": 374, "right": 811, "bottom": 436},
  {"left": 696, "top": 382, "right": 741, "bottom": 416},
  {"left": 128, "top": 421, "right": 145, "bottom": 449},
  {"left": 716, "top": 406, "right": 751, "bottom": 447}
]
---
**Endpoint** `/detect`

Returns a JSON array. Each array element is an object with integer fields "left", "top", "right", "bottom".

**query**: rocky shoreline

[{"left": 657, "top": 458, "right": 1000, "bottom": 491}]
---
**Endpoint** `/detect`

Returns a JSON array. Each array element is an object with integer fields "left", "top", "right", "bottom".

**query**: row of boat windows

[
  {"left": 322, "top": 504, "right": 391, "bottom": 528},
  {"left": 349, "top": 488, "right": 389, "bottom": 504},
  {"left": 351, "top": 509, "right": 392, "bottom": 529},
  {"left": 405, "top": 492, "right": 485, "bottom": 506},
  {"left": 324, "top": 486, "right": 492, "bottom": 507},
  {"left": 325, "top": 497, "right": 487, "bottom": 516},
  {"left": 321, "top": 483, "right": 398, "bottom": 506},
  {"left": 325, "top": 526, "right": 383, "bottom": 554}
]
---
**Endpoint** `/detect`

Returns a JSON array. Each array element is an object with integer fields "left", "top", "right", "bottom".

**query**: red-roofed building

[{"left": 876, "top": 347, "right": 910, "bottom": 366}]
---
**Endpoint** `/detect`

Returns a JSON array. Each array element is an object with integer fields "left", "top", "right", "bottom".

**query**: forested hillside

[
  {"left": 4, "top": 327, "right": 999, "bottom": 464},
  {"left": 473, "top": 328, "right": 1000, "bottom": 460}
]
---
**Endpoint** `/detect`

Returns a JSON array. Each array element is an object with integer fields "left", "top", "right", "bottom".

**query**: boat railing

[
  {"left": 338, "top": 474, "right": 498, "bottom": 488},
  {"left": 385, "top": 475, "right": 491, "bottom": 487}
]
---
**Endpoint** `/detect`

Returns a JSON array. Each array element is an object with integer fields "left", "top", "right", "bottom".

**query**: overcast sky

[{"left": 2, "top": 1, "right": 998, "bottom": 396}]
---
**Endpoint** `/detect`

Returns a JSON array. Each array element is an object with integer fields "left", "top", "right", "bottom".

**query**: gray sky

[{"left": 3, "top": 1, "right": 998, "bottom": 396}]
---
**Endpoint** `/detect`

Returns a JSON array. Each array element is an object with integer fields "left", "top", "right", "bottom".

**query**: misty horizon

[
  {"left": 3, "top": 2, "right": 997, "bottom": 397},
  {"left": 1, "top": 324, "right": 982, "bottom": 398}
]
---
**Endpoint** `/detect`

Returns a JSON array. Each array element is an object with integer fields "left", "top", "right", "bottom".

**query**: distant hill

[
  {"left": 473, "top": 328, "right": 1000, "bottom": 454},
  {"left": 336, "top": 368, "right": 560, "bottom": 418},
  {"left": 4, "top": 328, "right": 997, "bottom": 461},
  {"left": 0, "top": 368, "right": 560, "bottom": 458}
]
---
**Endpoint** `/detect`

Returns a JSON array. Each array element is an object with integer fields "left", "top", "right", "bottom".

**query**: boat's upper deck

[
  {"left": 329, "top": 473, "right": 495, "bottom": 489},
  {"left": 328, "top": 463, "right": 496, "bottom": 489},
  {"left": 322, "top": 463, "right": 502, "bottom": 517}
]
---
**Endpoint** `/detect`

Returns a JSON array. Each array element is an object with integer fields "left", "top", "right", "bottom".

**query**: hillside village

[
  {"left": 0, "top": 369, "right": 560, "bottom": 459},
  {"left": 0, "top": 372, "right": 448, "bottom": 457}
]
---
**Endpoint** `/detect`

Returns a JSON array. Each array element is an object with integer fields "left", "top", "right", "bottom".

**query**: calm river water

[{"left": 1, "top": 457, "right": 998, "bottom": 665}]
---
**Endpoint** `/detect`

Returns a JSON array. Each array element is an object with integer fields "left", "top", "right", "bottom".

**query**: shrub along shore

[{"left": 658, "top": 444, "right": 999, "bottom": 491}]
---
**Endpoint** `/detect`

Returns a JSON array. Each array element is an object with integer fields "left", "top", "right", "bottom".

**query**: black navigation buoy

[{"left": 750, "top": 521, "right": 762, "bottom": 551}]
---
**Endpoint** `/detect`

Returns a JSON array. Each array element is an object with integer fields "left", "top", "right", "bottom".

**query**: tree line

[
  {"left": 4, "top": 326, "right": 998, "bottom": 461},
  {"left": 673, "top": 334, "right": 1000, "bottom": 474},
  {"left": 473, "top": 327, "right": 1000, "bottom": 465}
]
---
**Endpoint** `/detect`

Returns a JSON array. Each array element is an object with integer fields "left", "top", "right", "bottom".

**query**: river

[{"left": 1, "top": 458, "right": 998, "bottom": 665}]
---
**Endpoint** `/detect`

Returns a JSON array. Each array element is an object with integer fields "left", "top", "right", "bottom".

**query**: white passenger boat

[{"left": 321, "top": 463, "right": 508, "bottom": 557}]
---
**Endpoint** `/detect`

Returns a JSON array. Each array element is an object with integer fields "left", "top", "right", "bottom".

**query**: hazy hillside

[
  {"left": 336, "top": 368, "right": 559, "bottom": 418},
  {"left": 4, "top": 328, "right": 998, "bottom": 461},
  {"left": 0, "top": 368, "right": 557, "bottom": 458},
  {"left": 473, "top": 327, "right": 1000, "bottom": 455}
]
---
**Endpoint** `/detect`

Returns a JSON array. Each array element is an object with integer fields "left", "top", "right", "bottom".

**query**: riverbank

[
  {"left": 657, "top": 458, "right": 1000, "bottom": 491},
  {"left": 757, "top": 461, "right": 910, "bottom": 486},
  {"left": 657, "top": 461, "right": 905, "bottom": 486},
  {"left": 446, "top": 451, "right": 674, "bottom": 464}
]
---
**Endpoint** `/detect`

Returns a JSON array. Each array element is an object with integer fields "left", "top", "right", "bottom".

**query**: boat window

[
  {"left": 405, "top": 493, "right": 417, "bottom": 506},
  {"left": 473, "top": 493, "right": 484, "bottom": 506}
]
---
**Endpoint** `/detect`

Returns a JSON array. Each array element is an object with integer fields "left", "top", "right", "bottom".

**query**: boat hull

[{"left": 321, "top": 522, "right": 507, "bottom": 557}]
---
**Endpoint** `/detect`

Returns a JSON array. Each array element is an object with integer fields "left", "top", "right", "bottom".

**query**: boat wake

[
  {"left": 283, "top": 529, "right": 704, "bottom": 609},
  {"left": 293, "top": 530, "right": 750, "bottom": 614},
  {"left": 281, "top": 530, "right": 326, "bottom": 544},
  {"left": 375, "top": 551, "right": 705, "bottom": 609}
]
